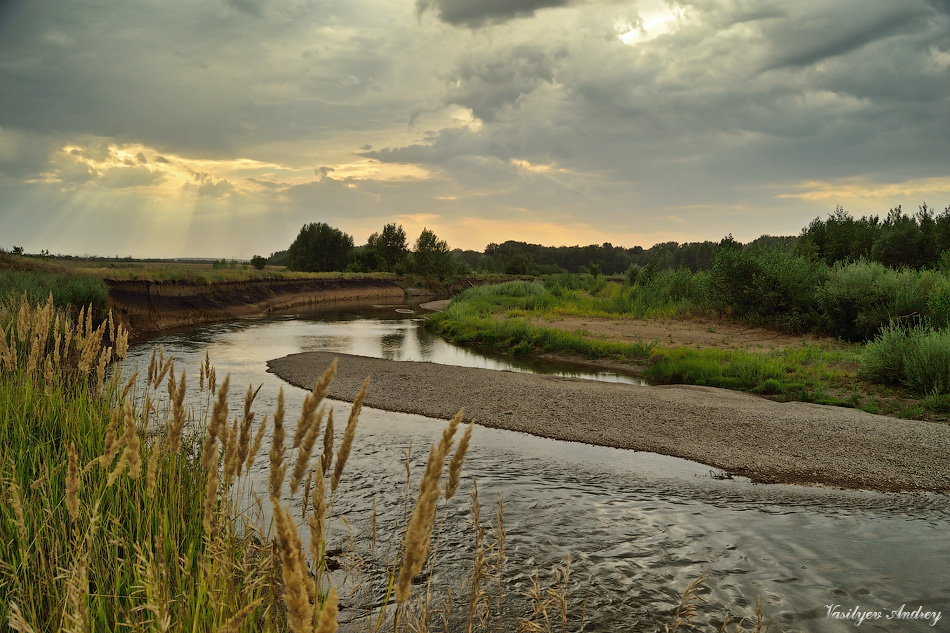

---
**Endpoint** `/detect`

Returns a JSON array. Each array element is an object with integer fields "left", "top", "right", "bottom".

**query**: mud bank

[{"left": 107, "top": 277, "right": 408, "bottom": 339}]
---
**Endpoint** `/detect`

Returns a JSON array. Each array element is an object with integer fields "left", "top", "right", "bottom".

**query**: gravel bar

[{"left": 267, "top": 351, "right": 950, "bottom": 493}]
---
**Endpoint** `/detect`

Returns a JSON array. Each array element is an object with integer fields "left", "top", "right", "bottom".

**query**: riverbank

[
  {"left": 106, "top": 277, "right": 411, "bottom": 339},
  {"left": 268, "top": 351, "right": 950, "bottom": 494}
]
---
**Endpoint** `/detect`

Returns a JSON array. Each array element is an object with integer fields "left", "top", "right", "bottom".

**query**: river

[{"left": 126, "top": 301, "right": 950, "bottom": 632}]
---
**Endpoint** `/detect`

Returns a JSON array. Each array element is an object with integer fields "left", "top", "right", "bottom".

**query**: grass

[
  {"left": 431, "top": 279, "right": 950, "bottom": 420},
  {"left": 0, "top": 251, "right": 404, "bottom": 284},
  {"left": 0, "top": 294, "right": 775, "bottom": 632}
]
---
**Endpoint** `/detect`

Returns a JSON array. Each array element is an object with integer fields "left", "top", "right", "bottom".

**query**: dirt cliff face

[{"left": 106, "top": 277, "right": 407, "bottom": 340}]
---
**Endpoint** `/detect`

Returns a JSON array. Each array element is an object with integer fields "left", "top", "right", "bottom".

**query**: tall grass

[
  {"left": 0, "top": 268, "right": 109, "bottom": 316},
  {"left": 861, "top": 324, "right": 950, "bottom": 395}
]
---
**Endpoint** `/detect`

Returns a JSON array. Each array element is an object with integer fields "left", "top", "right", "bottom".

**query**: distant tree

[
  {"left": 11, "top": 246, "right": 23, "bottom": 255},
  {"left": 413, "top": 228, "right": 452, "bottom": 279},
  {"left": 367, "top": 223, "right": 409, "bottom": 270},
  {"left": 250, "top": 255, "right": 267, "bottom": 270},
  {"left": 287, "top": 222, "right": 355, "bottom": 272},
  {"left": 268, "top": 249, "right": 290, "bottom": 267}
]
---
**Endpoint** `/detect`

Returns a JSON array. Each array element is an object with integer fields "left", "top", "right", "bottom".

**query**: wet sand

[{"left": 268, "top": 351, "right": 950, "bottom": 494}]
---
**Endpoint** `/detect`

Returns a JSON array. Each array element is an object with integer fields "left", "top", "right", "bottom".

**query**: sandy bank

[
  {"left": 107, "top": 278, "right": 407, "bottom": 339},
  {"left": 267, "top": 351, "right": 950, "bottom": 494}
]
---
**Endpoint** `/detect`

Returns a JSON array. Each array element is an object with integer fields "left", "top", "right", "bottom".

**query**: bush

[
  {"left": 927, "top": 277, "right": 950, "bottom": 330},
  {"left": 860, "top": 324, "right": 950, "bottom": 394},
  {"left": 708, "top": 247, "right": 827, "bottom": 332},
  {"left": 904, "top": 328, "right": 950, "bottom": 395},
  {"left": 817, "top": 260, "right": 934, "bottom": 341},
  {"left": 250, "top": 254, "right": 267, "bottom": 270},
  {"left": 858, "top": 322, "right": 911, "bottom": 385}
]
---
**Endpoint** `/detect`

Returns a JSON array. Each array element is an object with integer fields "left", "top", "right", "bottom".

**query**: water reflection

[{"left": 126, "top": 302, "right": 950, "bottom": 633}]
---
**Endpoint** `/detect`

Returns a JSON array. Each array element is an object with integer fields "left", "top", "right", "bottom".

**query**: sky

[{"left": 0, "top": 0, "right": 949, "bottom": 259}]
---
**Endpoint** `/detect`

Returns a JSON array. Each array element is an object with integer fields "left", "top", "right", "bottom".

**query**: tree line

[{"left": 258, "top": 203, "right": 950, "bottom": 280}]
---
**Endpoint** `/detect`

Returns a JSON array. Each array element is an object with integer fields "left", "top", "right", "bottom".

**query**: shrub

[
  {"left": 927, "top": 277, "right": 950, "bottom": 330},
  {"left": 904, "top": 328, "right": 950, "bottom": 395},
  {"left": 858, "top": 322, "right": 912, "bottom": 385},
  {"left": 708, "top": 247, "right": 827, "bottom": 332},
  {"left": 817, "top": 260, "right": 934, "bottom": 341}
]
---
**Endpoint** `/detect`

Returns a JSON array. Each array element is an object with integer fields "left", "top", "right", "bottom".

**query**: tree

[
  {"left": 250, "top": 255, "right": 267, "bottom": 270},
  {"left": 287, "top": 222, "right": 354, "bottom": 272},
  {"left": 368, "top": 223, "right": 409, "bottom": 270},
  {"left": 413, "top": 228, "right": 452, "bottom": 279}
]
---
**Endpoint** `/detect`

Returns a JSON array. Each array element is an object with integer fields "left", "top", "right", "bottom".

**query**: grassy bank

[{"left": 428, "top": 278, "right": 949, "bottom": 420}]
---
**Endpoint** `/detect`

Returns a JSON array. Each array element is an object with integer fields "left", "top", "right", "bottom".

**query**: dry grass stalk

[
  {"left": 147, "top": 345, "right": 158, "bottom": 387},
  {"left": 245, "top": 413, "right": 268, "bottom": 474},
  {"left": 290, "top": 406, "right": 326, "bottom": 494},
  {"left": 62, "top": 545, "right": 90, "bottom": 633},
  {"left": 272, "top": 501, "right": 314, "bottom": 633},
  {"left": 269, "top": 388, "right": 287, "bottom": 499},
  {"left": 66, "top": 442, "right": 80, "bottom": 520},
  {"left": 124, "top": 401, "right": 142, "bottom": 479},
  {"left": 665, "top": 574, "right": 708, "bottom": 633},
  {"left": 203, "top": 458, "right": 221, "bottom": 536},
  {"left": 294, "top": 360, "right": 336, "bottom": 449},
  {"left": 307, "top": 468, "right": 327, "bottom": 564},
  {"left": 202, "top": 376, "right": 231, "bottom": 472},
  {"left": 330, "top": 377, "right": 369, "bottom": 493},
  {"left": 236, "top": 383, "right": 262, "bottom": 478},
  {"left": 395, "top": 442, "right": 445, "bottom": 604},
  {"left": 7, "top": 480, "right": 28, "bottom": 550},
  {"left": 217, "top": 598, "right": 264, "bottom": 633},
  {"left": 302, "top": 467, "right": 314, "bottom": 523},
  {"left": 446, "top": 421, "right": 474, "bottom": 501},
  {"left": 223, "top": 416, "right": 241, "bottom": 487},
  {"left": 120, "top": 369, "right": 140, "bottom": 402},
  {"left": 167, "top": 369, "right": 187, "bottom": 454},
  {"left": 308, "top": 464, "right": 327, "bottom": 565},
  {"left": 146, "top": 436, "right": 162, "bottom": 498},
  {"left": 314, "top": 586, "right": 339, "bottom": 633},
  {"left": 320, "top": 409, "right": 334, "bottom": 476},
  {"left": 96, "top": 406, "right": 124, "bottom": 473},
  {"left": 6, "top": 602, "right": 37, "bottom": 633}
]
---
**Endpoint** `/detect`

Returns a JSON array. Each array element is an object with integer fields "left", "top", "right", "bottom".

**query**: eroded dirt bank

[
  {"left": 107, "top": 278, "right": 407, "bottom": 339},
  {"left": 268, "top": 351, "right": 950, "bottom": 494}
]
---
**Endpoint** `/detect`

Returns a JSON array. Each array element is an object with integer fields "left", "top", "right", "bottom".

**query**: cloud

[
  {"left": 758, "top": 1, "right": 931, "bottom": 71},
  {"left": 416, "top": 0, "right": 573, "bottom": 28},
  {"left": 441, "top": 45, "right": 559, "bottom": 121}
]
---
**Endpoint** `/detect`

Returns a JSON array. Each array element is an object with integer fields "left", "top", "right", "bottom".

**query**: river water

[{"left": 126, "top": 301, "right": 950, "bottom": 632}]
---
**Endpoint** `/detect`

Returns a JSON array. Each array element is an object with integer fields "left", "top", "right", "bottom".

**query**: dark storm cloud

[
  {"left": 759, "top": 2, "right": 931, "bottom": 71},
  {"left": 416, "top": 0, "right": 573, "bottom": 28},
  {"left": 442, "top": 45, "right": 560, "bottom": 122}
]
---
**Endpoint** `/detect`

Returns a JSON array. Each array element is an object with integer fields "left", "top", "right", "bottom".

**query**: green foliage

[
  {"left": 367, "top": 223, "right": 409, "bottom": 271},
  {"left": 817, "top": 260, "right": 934, "bottom": 341},
  {"left": 413, "top": 227, "right": 453, "bottom": 279},
  {"left": 797, "top": 203, "right": 950, "bottom": 269},
  {"left": 858, "top": 322, "right": 910, "bottom": 385},
  {"left": 708, "top": 246, "right": 827, "bottom": 332},
  {"left": 287, "top": 222, "right": 355, "bottom": 272},
  {"left": 927, "top": 277, "right": 950, "bottom": 330},
  {"left": 861, "top": 324, "right": 950, "bottom": 394},
  {"left": 0, "top": 270, "right": 109, "bottom": 316},
  {"left": 250, "top": 254, "right": 267, "bottom": 270}
]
